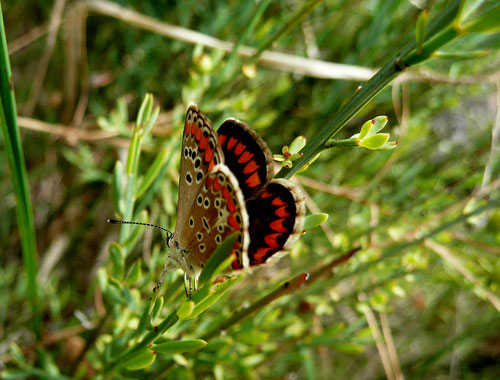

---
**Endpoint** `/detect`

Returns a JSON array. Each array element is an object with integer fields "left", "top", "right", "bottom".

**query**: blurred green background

[{"left": 1, "top": 0, "right": 500, "bottom": 379}]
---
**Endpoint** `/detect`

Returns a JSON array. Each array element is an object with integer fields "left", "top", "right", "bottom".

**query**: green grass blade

[{"left": 0, "top": 3, "right": 40, "bottom": 336}]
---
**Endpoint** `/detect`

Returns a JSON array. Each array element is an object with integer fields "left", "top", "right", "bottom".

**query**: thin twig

[
  {"left": 82, "top": 0, "right": 375, "bottom": 81},
  {"left": 7, "top": 22, "right": 51, "bottom": 54},
  {"left": 379, "top": 312, "right": 404, "bottom": 380},
  {"left": 295, "top": 175, "right": 361, "bottom": 202},
  {"left": 358, "top": 293, "right": 395, "bottom": 380}
]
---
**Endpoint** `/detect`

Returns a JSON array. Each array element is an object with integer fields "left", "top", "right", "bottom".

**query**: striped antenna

[{"left": 107, "top": 219, "right": 173, "bottom": 247}]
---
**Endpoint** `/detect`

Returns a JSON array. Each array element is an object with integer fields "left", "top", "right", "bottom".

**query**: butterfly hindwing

[
  {"left": 175, "top": 105, "right": 224, "bottom": 236},
  {"left": 177, "top": 164, "right": 249, "bottom": 276},
  {"left": 217, "top": 118, "right": 274, "bottom": 200},
  {"left": 246, "top": 179, "right": 305, "bottom": 266}
]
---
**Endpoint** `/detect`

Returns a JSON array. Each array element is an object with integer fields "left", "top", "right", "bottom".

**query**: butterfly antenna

[{"left": 107, "top": 219, "right": 174, "bottom": 247}]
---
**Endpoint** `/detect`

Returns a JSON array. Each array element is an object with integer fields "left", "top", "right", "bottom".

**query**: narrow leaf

[
  {"left": 154, "top": 339, "right": 207, "bottom": 354},
  {"left": 109, "top": 243, "right": 125, "bottom": 280},
  {"left": 359, "top": 133, "right": 389, "bottom": 150},
  {"left": 136, "top": 149, "right": 169, "bottom": 199},
  {"left": 136, "top": 93, "right": 153, "bottom": 127},
  {"left": 303, "top": 213, "right": 328, "bottom": 231},
  {"left": 122, "top": 349, "right": 156, "bottom": 371},
  {"left": 198, "top": 233, "right": 238, "bottom": 286}
]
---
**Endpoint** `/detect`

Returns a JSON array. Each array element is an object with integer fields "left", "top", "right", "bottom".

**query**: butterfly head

[{"left": 169, "top": 238, "right": 202, "bottom": 279}]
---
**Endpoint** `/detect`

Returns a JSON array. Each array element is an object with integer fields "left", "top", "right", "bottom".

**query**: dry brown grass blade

[{"left": 424, "top": 239, "right": 500, "bottom": 314}]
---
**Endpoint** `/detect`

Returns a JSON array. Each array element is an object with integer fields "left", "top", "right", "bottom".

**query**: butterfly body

[{"left": 170, "top": 104, "right": 305, "bottom": 284}]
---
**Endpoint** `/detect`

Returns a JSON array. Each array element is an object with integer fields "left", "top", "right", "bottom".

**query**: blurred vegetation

[{"left": 1, "top": 0, "right": 500, "bottom": 379}]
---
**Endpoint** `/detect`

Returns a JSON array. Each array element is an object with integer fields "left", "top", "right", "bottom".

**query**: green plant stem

[
  {"left": 201, "top": 272, "right": 310, "bottom": 341},
  {"left": 104, "top": 312, "right": 179, "bottom": 372},
  {"left": 202, "top": 248, "right": 357, "bottom": 341},
  {"left": 335, "top": 196, "right": 500, "bottom": 284},
  {"left": 275, "top": 0, "right": 462, "bottom": 179},
  {"left": 325, "top": 138, "right": 359, "bottom": 149},
  {"left": 0, "top": 2, "right": 40, "bottom": 336}
]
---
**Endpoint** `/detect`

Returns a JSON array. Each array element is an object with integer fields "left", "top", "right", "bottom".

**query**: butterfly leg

[
  {"left": 153, "top": 256, "right": 170, "bottom": 293},
  {"left": 183, "top": 273, "right": 190, "bottom": 298}
]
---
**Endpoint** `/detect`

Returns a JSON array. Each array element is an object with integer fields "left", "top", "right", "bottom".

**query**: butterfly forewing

[
  {"left": 246, "top": 179, "right": 305, "bottom": 266},
  {"left": 175, "top": 105, "right": 224, "bottom": 237},
  {"left": 217, "top": 119, "right": 274, "bottom": 200},
  {"left": 177, "top": 164, "right": 249, "bottom": 274}
]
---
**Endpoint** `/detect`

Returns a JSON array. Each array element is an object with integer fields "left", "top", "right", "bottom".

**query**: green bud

[
  {"left": 290, "top": 152, "right": 303, "bottom": 161},
  {"left": 273, "top": 154, "right": 285, "bottom": 162},
  {"left": 283, "top": 160, "right": 293, "bottom": 169}
]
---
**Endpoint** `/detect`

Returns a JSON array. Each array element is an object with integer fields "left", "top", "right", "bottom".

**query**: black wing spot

[
  {"left": 189, "top": 217, "right": 194, "bottom": 227},
  {"left": 195, "top": 158, "right": 201, "bottom": 169},
  {"left": 196, "top": 171, "right": 203, "bottom": 182},
  {"left": 203, "top": 217, "right": 210, "bottom": 231},
  {"left": 186, "top": 173, "right": 193, "bottom": 184},
  {"left": 197, "top": 195, "right": 203, "bottom": 205},
  {"left": 191, "top": 150, "right": 197, "bottom": 160}
]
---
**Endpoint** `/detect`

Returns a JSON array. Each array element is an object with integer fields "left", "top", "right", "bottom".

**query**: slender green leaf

[
  {"left": 122, "top": 349, "right": 156, "bottom": 370},
  {"left": 154, "top": 339, "right": 207, "bottom": 354}
]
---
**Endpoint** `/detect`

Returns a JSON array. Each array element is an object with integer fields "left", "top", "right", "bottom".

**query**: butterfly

[{"left": 167, "top": 104, "right": 305, "bottom": 293}]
